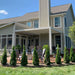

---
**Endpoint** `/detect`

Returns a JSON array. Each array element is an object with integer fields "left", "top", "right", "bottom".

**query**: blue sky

[{"left": 0, "top": 0, "right": 75, "bottom": 19}]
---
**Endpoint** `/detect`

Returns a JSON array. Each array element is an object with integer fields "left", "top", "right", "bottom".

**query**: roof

[{"left": 0, "top": 4, "right": 72, "bottom": 25}]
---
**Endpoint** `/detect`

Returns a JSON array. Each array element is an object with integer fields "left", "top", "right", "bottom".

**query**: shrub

[
  {"left": 43, "top": 45, "right": 50, "bottom": 65},
  {"left": 21, "top": 45, "right": 27, "bottom": 66},
  {"left": 1, "top": 46, "right": 7, "bottom": 65},
  {"left": 33, "top": 47, "right": 39, "bottom": 66},
  {"left": 70, "top": 47, "right": 75, "bottom": 62},
  {"left": 64, "top": 47, "right": 70, "bottom": 63},
  {"left": 10, "top": 46, "right": 16, "bottom": 66},
  {"left": 55, "top": 45, "right": 61, "bottom": 64}
]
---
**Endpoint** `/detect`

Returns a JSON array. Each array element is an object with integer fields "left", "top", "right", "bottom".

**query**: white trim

[
  {"left": 16, "top": 27, "right": 49, "bottom": 32},
  {"left": 51, "top": 13, "right": 66, "bottom": 17},
  {"left": 0, "top": 22, "right": 14, "bottom": 29}
]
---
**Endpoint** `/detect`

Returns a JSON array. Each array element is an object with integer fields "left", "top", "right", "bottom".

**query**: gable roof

[{"left": 0, "top": 4, "right": 72, "bottom": 25}]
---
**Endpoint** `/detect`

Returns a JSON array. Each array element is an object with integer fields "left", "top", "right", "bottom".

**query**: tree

[
  {"left": 69, "top": 22, "right": 75, "bottom": 44},
  {"left": 1, "top": 46, "right": 7, "bottom": 65},
  {"left": 70, "top": 47, "right": 75, "bottom": 62},
  {"left": 21, "top": 45, "right": 27, "bottom": 66},
  {"left": 10, "top": 46, "right": 16, "bottom": 66},
  {"left": 64, "top": 47, "right": 70, "bottom": 63},
  {"left": 44, "top": 45, "right": 50, "bottom": 65},
  {"left": 33, "top": 47, "right": 39, "bottom": 66},
  {"left": 55, "top": 45, "right": 61, "bottom": 64}
]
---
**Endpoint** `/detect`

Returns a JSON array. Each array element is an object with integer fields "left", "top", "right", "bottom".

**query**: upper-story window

[
  {"left": 55, "top": 17, "right": 60, "bottom": 27},
  {"left": 34, "top": 20, "right": 39, "bottom": 28},
  {"left": 27, "top": 22, "right": 31, "bottom": 27},
  {"left": 64, "top": 16, "right": 67, "bottom": 27}
]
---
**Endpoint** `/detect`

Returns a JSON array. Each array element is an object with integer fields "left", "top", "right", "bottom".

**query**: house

[{"left": 0, "top": 0, "right": 74, "bottom": 55}]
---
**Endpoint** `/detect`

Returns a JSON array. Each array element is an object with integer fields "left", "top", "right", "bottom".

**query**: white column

[
  {"left": 26, "top": 36, "right": 28, "bottom": 50},
  {"left": 12, "top": 25, "right": 16, "bottom": 47},
  {"left": 1, "top": 35, "right": 2, "bottom": 49},
  {"left": 49, "top": 27, "right": 52, "bottom": 54},
  {"left": 61, "top": 33, "right": 63, "bottom": 54},
  {"left": 6, "top": 35, "right": 8, "bottom": 48},
  {"left": 39, "top": 34, "right": 41, "bottom": 46},
  {"left": 63, "top": 16, "right": 66, "bottom": 48},
  {"left": 63, "top": 34, "right": 66, "bottom": 48},
  {"left": 19, "top": 35, "right": 21, "bottom": 45}
]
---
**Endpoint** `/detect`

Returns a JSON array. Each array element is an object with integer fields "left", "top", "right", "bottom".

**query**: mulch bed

[
  {"left": 7, "top": 56, "right": 64, "bottom": 64},
  {"left": 0, "top": 56, "right": 72, "bottom": 67}
]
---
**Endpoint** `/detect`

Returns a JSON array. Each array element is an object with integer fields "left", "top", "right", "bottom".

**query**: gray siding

[{"left": 0, "top": 25, "right": 14, "bottom": 35}]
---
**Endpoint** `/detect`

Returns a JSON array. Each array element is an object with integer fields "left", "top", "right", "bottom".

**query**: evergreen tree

[
  {"left": 33, "top": 47, "right": 39, "bottom": 66},
  {"left": 64, "top": 47, "right": 70, "bottom": 63},
  {"left": 10, "top": 46, "right": 16, "bottom": 66},
  {"left": 44, "top": 45, "right": 50, "bottom": 65},
  {"left": 70, "top": 47, "right": 75, "bottom": 62},
  {"left": 55, "top": 45, "right": 61, "bottom": 64},
  {"left": 1, "top": 46, "right": 7, "bottom": 65},
  {"left": 21, "top": 45, "right": 27, "bottom": 66}
]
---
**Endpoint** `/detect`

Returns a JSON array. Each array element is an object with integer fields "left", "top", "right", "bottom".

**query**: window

[
  {"left": 7, "top": 38, "right": 12, "bottom": 49},
  {"left": 8, "top": 35, "right": 12, "bottom": 37},
  {"left": 64, "top": 16, "right": 67, "bottom": 27},
  {"left": 66, "top": 36, "right": 71, "bottom": 48},
  {"left": 34, "top": 20, "right": 39, "bottom": 28},
  {"left": 27, "top": 22, "right": 31, "bottom": 27},
  {"left": 2, "top": 38, "right": 6, "bottom": 49},
  {"left": 55, "top": 17, "right": 60, "bottom": 27},
  {"left": 16, "top": 38, "right": 19, "bottom": 46},
  {"left": 0, "top": 34, "right": 12, "bottom": 49},
  {"left": 55, "top": 36, "right": 61, "bottom": 47}
]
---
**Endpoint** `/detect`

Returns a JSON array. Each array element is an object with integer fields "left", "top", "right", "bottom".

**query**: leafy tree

[
  {"left": 33, "top": 47, "right": 39, "bottom": 66},
  {"left": 64, "top": 47, "right": 70, "bottom": 63},
  {"left": 70, "top": 47, "right": 75, "bottom": 62},
  {"left": 69, "top": 22, "right": 75, "bottom": 44},
  {"left": 44, "top": 45, "right": 50, "bottom": 65},
  {"left": 1, "top": 46, "right": 7, "bottom": 65},
  {"left": 10, "top": 46, "right": 16, "bottom": 66},
  {"left": 21, "top": 45, "right": 27, "bottom": 66},
  {"left": 55, "top": 45, "right": 61, "bottom": 64}
]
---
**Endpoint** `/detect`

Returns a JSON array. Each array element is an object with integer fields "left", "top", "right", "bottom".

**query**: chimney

[{"left": 39, "top": 0, "right": 51, "bottom": 28}]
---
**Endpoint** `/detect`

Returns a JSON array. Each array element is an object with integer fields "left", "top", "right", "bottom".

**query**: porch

[{"left": 15, "top": 27, "right": 63, "bottom": 55}]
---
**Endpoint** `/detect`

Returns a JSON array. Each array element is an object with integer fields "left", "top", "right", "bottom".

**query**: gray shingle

[{"left": 0, "top": 4, "right": 71, "bottom": 25}]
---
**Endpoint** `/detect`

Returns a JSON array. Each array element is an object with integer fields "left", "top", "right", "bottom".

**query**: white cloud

[{"left": 0, "top": 10, "right": 8, "bottom": 15}]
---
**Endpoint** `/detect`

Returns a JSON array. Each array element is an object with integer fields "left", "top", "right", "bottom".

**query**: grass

[{"left": 0, "top": 65, "right": 75, "bottom": 75}]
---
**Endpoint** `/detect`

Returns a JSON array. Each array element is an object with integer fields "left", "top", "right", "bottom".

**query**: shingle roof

[
  {"left": 51, "top": 4, "right": 71, "bottom": 14},
  {"left": 0, "top": 4, "right": 71, "bottom": 25}
]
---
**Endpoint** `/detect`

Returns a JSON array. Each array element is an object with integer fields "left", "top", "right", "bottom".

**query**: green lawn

[{"left": 0, "top": 65, "right": 75, "bottom": 75}]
